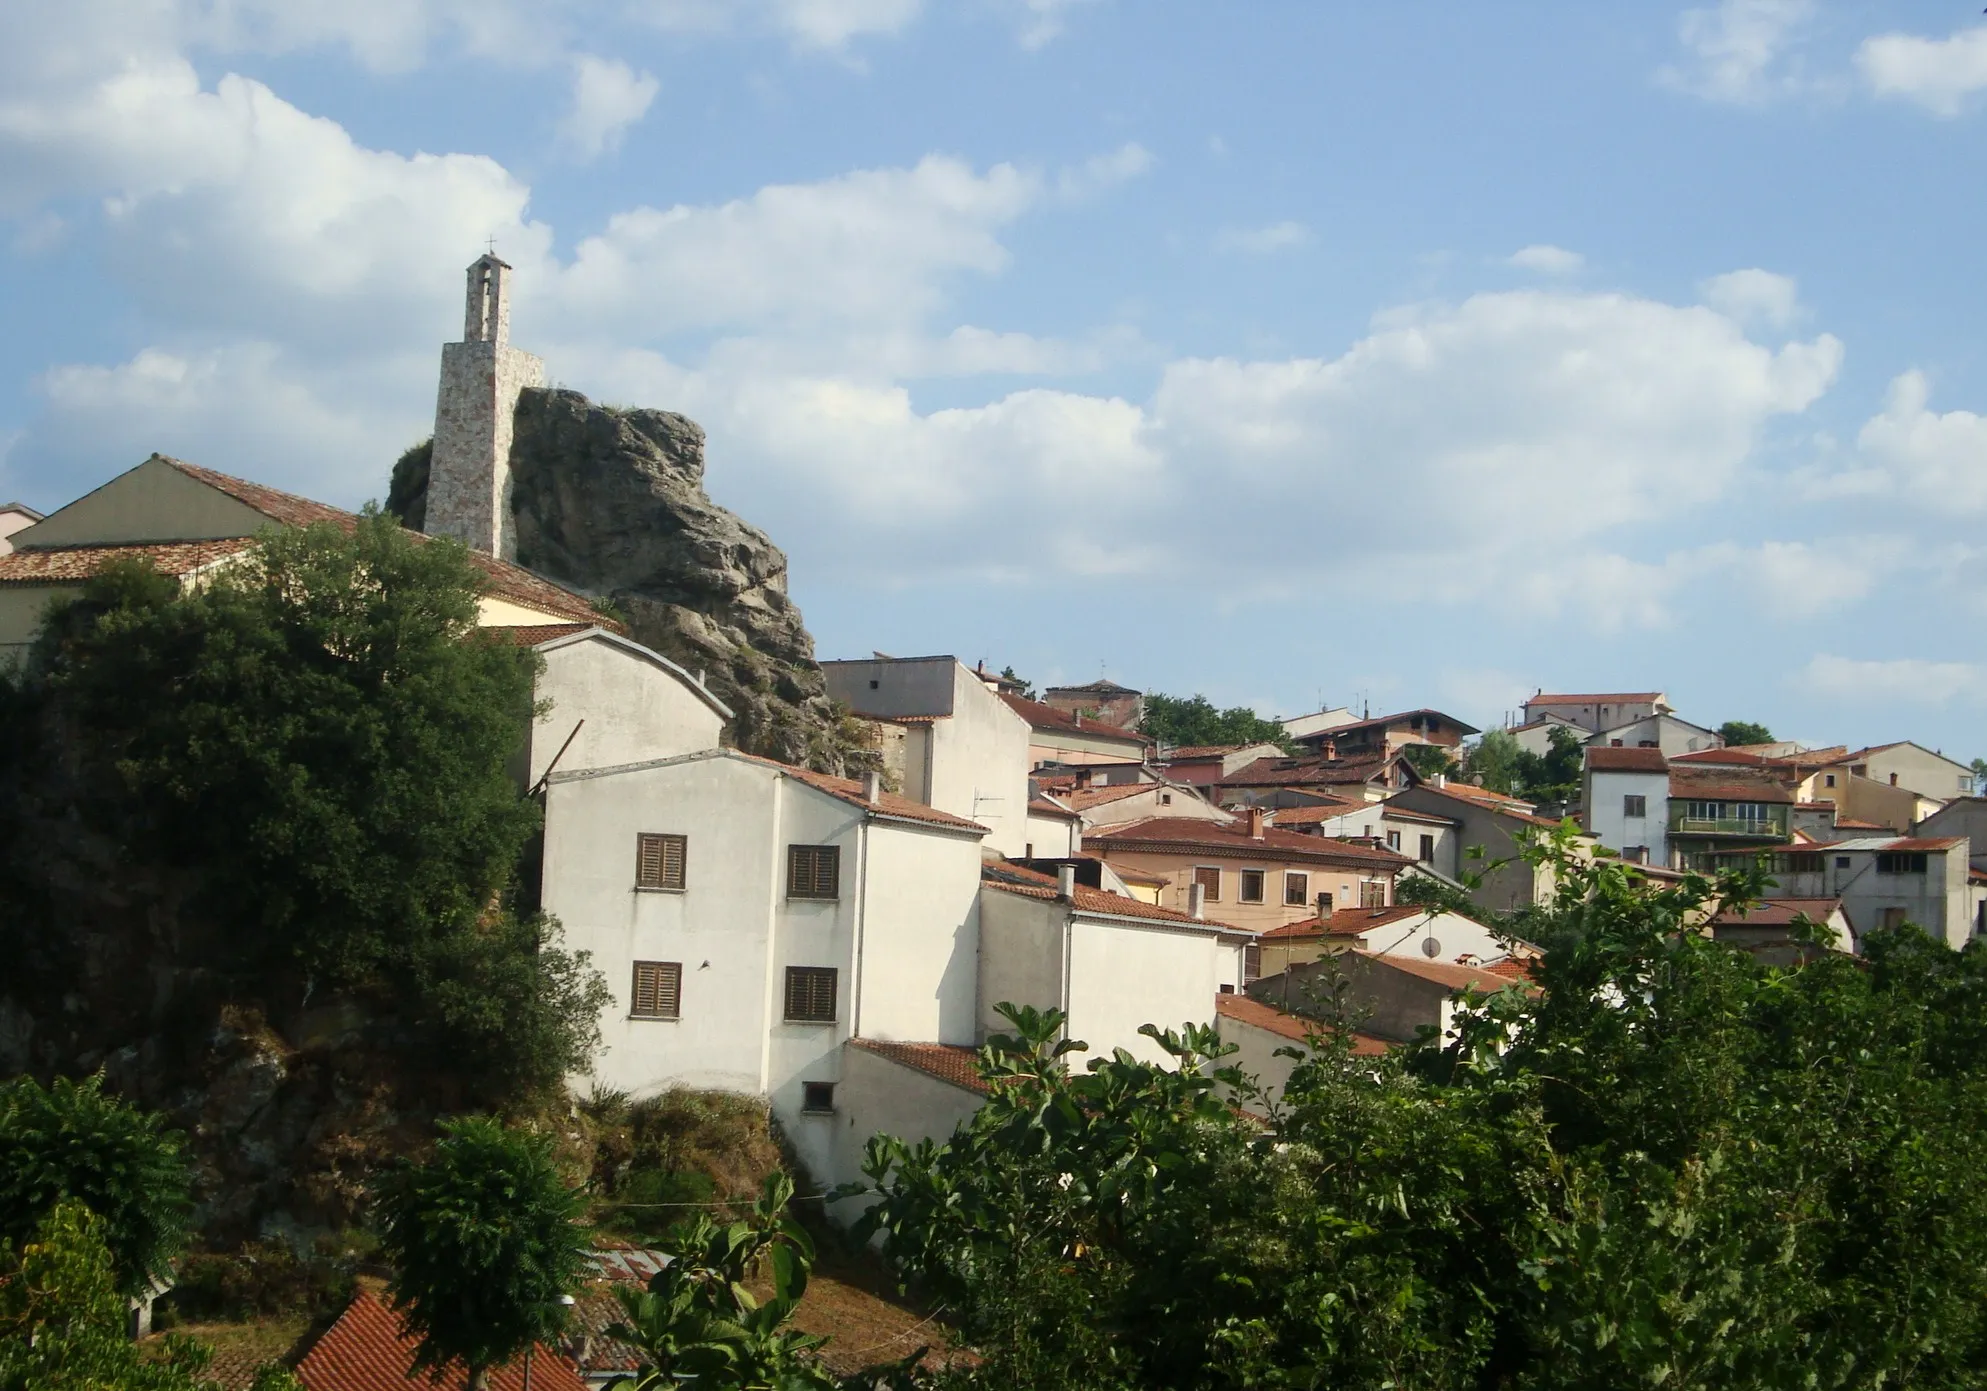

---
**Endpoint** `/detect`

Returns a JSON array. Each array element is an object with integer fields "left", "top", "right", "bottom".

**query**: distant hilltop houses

[{"left": 4, "top": 256, "right": 1981, "bottom": 1220}]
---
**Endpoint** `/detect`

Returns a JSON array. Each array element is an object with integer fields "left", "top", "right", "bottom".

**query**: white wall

[
  {"left": 1219, "top": 1012, "right": 1311, "bottom": 1106},
  {"left": 1585, "top": 769, "right": 1670, "bottom": 863},
  {"left": 528, "top": 634, "right": 726, "bottom": 784},
  {"left": 828, "top": 1045, "right": 985, "bottom": 1213},
  {"left": 977, "top": 889, "right": 1066, "bottom": 1043},
  {"left": 1589, "top": 714, "right": 1720, "bottom": 757},
  {"left": 1023, "top": 812, "right": 1081, "bottom": 857},
  {"left": 1065, "top": 916, "right": 1235, "bottom": 1067},
  {"left": 1355, "top": 908, "right": 1509, "bottom": 965},
  {"left": 925, "top": 663, "right": 1032, "bottom": 855},
  {"left": 853, "top": 822, "right": 982, "bottom": 1044}
]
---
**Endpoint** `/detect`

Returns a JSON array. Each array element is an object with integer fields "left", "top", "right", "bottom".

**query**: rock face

[{"left": 390, "top": 388, "right": 872, "bottom": 773}]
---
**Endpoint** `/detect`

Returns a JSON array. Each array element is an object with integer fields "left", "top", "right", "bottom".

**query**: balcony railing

[{"left": 1667, "top": 815, "right": 1788, "bottom": 839}]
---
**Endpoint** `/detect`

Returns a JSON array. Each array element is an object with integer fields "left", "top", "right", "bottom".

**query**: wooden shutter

[
  {"left": 636, "top": 833, "right": 687, "bottom": 890},
  {"left": 784, "top": 966, "right": 838, "bottom": 1022},
  {"left": 1192, "top": 865, "right": 1221, "bottom": 902},
  {"left": 787, "top": 845, "right": 840, "bottom": 899},
  {"left": 631, "top": 961, "right": 682, "bottom": 1018},
  {"left": 1284, "top": 872, "right": 1308, "bottom": 907}
]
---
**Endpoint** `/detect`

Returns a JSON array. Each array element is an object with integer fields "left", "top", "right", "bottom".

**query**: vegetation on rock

[
  {"left": 845, "top": 839, "right": 1987, "bottom": 1389},
  {"left": 1138, "top": 693, "right": 1293, "bottom": 752},
  {"left": 1716, "top": 719, "right": 1773, "bottom": 747}
]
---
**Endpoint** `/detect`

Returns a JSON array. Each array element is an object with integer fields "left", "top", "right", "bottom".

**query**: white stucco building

[
  {"left": 822, "top": 654, "right": 1034, "bottom": 857},
  {"left": 1581, "top": 746, "right": 1673, "bottom": 865}
]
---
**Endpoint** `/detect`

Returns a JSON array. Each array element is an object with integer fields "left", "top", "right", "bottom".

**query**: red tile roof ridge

[
  {"left": 0, "top": 537, "right": 253, "bottom": 583},
  {"left": 999, "top": 691, "right": 1152, "bottom": 742},
  {"left": 849, "top": 1038, "right": 989, "bottom": 1095},
  {"left": 1353, "top": 950, "right": 1537, "bottom": 994},
  {"left": 295, "top": 1291, "right": 584, "bottom": 1391},
  {"left": 980, "top": 861, "right": 1243, "bottom": 931},
  {"left": 1214, "top": 994, "right": 1390, "bottom": 1054},
  {"left": 1085, "top": 816, "right": 1411, "bottom": 867},
  {"left": 1259, "top": 904, "right": 1432, "bottom": 939},
  {"left": 1062, "top": 782, "right": 1172, "bottom": 809},
  {"left": 1586, "top": 747, "right": 1670, "bottom": 773}
]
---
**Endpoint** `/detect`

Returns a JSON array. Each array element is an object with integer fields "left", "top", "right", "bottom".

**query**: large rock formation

[{"left": 390, "top": 388, "right": 873, "bottom": 773}]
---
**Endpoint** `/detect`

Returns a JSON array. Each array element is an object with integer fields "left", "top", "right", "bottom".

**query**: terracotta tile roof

[
  {"left": 1713, "top": 898, "right": 1843, "bottom": 927},
  {"left": 487, "top": 622, "right": 595, "bottom": 646},
  {"left": 1061, "top": 782, "right": 1177, "bottom": 810},
  {"left": 1000, "top": 692, "right": 1151, "bottom": 743},
  {"left": 1085, "top": 816, "right": 1411, "bottom": 869},
  {"left": 1260, "top": 800, "right": 1368, "bottom": 826},
  {"left": 1586, "top": 747, "right": 1670, "bottom": 773},
  {"left": 13, "top": 458, "right": 609, "bottom": 628},
  {"left": 1162, "top": 744, "right": 1256, "bottom": 760},
  {"left": 1668, "top": 774, "right": 1796, "bottom": 804},
  {"left": 1027, "top": 796, "right": 1081, "bottom": 820},
  {"left": 1259, "top": 905, "right": 1438, "bottom": 940},
  {"left": 1481, "top": 956, "right": 1539, "bottom": 982},
  {"left": 1355, "top": 951, "right": 1535, "bottom": 994},
  {"left": 980, "top": 860, "right": 1241, "bottom": 930},
  {"left": 1529, "top": 691, "right": 1664, "bottom": 705},
  {"left": 584, "top": 1244, "right": 672, "bottom": 1285},
  {"left": 736, "top": 754, "right": 989, "bottom": 834},
  {"left": 1045, "top": 678, "right": 1139, "bottom": 696},
  {"left": 0, "top": 537, "right": 251, "bottom": 583},
  {"left": 850, "top": 1038, "right": 989, "bottom": 1095},
  {"left": 1832, "top": 818, "right": 1889, "bottom": 831},
  {"left": 1418, "top": 781, "right": 1534, "bottom": 811},
  {"left": 1215, "top": 994, "right": 1389, "bottom": 1055},
  {"left": 295, "top": 1292, "right": 585, "bottom": 1391},
  {"left": 1217, "top": 753, "right": 1399, "bottom": 788}
]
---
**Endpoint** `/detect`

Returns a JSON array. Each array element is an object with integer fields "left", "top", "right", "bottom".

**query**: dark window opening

[
  {"left": 787, "top": 844, "right": 841, "bottom": 899},
  {"left": 784, "top": 966, "right": 839, "bottom": 1023},
  {"left": 801, "top": 1081, "right": 836, "bottom": 1114}
]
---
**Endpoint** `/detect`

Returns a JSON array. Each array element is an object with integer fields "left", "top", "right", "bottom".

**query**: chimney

[
  {"left": 862, "top": 771, "right": 882, "bottom": 805},
  {"left": 1246, "top": 807, "right": 1266, "bottom": 840},
  {"left": 1324, "top": 738, "right": 1338, "bottom": 762},
  {"left": 1189, "top": 882, "right": 1206, "bottom": 919},
  {"left": 1315, "top": 891, "right": 1333, "bottom": 920},
  {"left": 1076, "top": 767, "right": 1094, "bottom": 789},
  {"left": 1436, "top": 773, "right": 1446, "bottom": 788},
  {"left": 1057, "top": 864, "right": 1077, "bottom": 900}
]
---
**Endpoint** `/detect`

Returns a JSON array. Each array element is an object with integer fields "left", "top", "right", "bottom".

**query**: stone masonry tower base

[{"left": 426, "top": 253, "right": 544, "bottom": 559}]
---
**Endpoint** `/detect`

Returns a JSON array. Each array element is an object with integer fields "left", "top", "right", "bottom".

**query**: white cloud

[
  {"left": 1857, "top": 24, "right": 1987, "bottom": 116},
  {"left": 1660, "top": 0, "right": 1813, "bottom": 103},
  {"left": 635, "top": 0, "right": 921, "bottom": 49},
  {"left": 1215, "top": 221, "right": 1312, "bottom": 255},
  {"left": 1055, "top": 142, "right": 1154, "bottom": 199},
  {"left": 1699, "top": 268, "right": 1799, "bottom": 329},
  {"left": 1013, "top": 0, "right": 1097, "bottom": 50},
  {"left": 1802, "top": 654, "right": 1987, "bottom": 706},
  {"left": 1835, "top": 370, "right": 1987, "bottom": 512},
  {"left": 558, "top": 55, "right": 659, "bottom": 161},
  {"left": 1506, "top": 244, "right": 1584, "bottom": 275}
]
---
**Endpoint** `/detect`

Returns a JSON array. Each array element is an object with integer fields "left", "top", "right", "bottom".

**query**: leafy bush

[
  {"left": 0, "top": 1075, "right": 191, "bottom": 1299},
  {"left": 154, "top": 1235, "right": 364, "bottom": 1326},
  {"left": 581, "top": 1088, "right": 784, "bottom": 1239},
  {"left": 846, "top": 839, "right": 1987, "bottom": 1390}
]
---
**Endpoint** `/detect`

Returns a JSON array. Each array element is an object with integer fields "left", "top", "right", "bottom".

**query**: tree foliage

[
  {"left": 844, "top": 843, "right": 1987, "bottom": 1390},
  {"left": 0, "top": 1200, "right": 220, "bottom": 1391},
  {"left": 0, "top": 1075, "right": 192, "bottom": 1300},
  {"left": 1399, "top": 742, "right": 1456, "bottom": 779},
  {"left": 1139, "top": 694, "right": 1292, "bottom": 752},
  {"left": 1716, "top": 720, "right": 1773, "bottom": 747},
  {"left": 1463, "top": 725, "right": 1583, "bottom": 802},
  {"left": 0, "top": 513, "right": 608, "bottom": 1101},
  {"left": 374, "top": 1117, "right": 591, "bottom": 1389}
]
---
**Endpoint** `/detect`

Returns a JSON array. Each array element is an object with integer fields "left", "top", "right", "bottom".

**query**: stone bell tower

[{"left": 426, "top": 253, "right": 545, "bottom": 558}]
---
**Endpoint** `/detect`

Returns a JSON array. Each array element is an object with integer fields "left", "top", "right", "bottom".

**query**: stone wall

[{"left": 425, "top": 339, "right": 543, "bottom": 558}]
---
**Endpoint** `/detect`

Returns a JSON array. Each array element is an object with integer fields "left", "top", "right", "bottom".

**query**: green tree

[
  {"left": 845, "top": 839, "right": 1987, "bottom": 1390},
  {"left": 0, "top": 1076, "right": 192, "bottom": 1299},
  {"left": 1, "top": 513, "right": 607, "bottom": 1100},
  {"left": 1716, "top": 720, "right": 1773, "bottom": 747},
  {"left": 998, "top": 666, "right": 1035, "bottom": 700},
  {"left": 1139, "top": 693, "right": 1292, "bottom": 752},
  {"left": 1399, "top": 743, "right": 1456, "bottom": 779},
  {"left": 1462, "top": 727, "right": 1525, "bottom": 794},
  {"left": 0, "top": 1199, "right": 219, "bottom": 1391},
  {"left": 374, "top": 1117, "right": 591, "bottom": 1391}
]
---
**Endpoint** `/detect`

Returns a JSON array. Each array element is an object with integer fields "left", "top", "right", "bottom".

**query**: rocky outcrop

[{"left": 389, "top": 390, "right": 873, "bottom": 773}]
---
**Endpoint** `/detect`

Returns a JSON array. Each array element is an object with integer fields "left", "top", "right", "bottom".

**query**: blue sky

[{"left": 4, "top": 1, "right": 1987, "bottom": 752}]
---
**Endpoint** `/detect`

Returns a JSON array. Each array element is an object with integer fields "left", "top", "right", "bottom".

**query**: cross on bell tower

[{"left": 425, "top": 253, "right": 545, "bottom": 558}]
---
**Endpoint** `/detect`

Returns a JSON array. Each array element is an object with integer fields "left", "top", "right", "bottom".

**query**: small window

[
  {"left": 1624, "top": 846, "right": 1647, "bottom": 865},
  {"left": 787, "top": 845, "right": 841, "bottom": 900},
  {"left": 1889, "top": 773, "right": 1899, "bottom": 787},
  {"left": 1624, "top": 795, "right": 1647, "bottom": 818},
  {"left": 1386, "top": 830, "right": 1402, "bottom": 851},
  {"left": 630, "top": 961, "right": 682, "bottom": 1020},
  {"left": 1825, "top": 774, "right": 1837, "bottom": 788},
  {"left": 1239, "top": 869, "right": 1266, "bottom": 903},
  {"left": 1243, "top": 944, "right": 1262, "bottom": 984},
  {"left": 1193, "top": 865, "right": 1221, "bottom": 902},
  {"left": 1637, "top": 740, "right": 1657, "bottom": 748},
  {"left": 1161, "top": 792, "right": 1173, "bottom": 805},
  {"left": 1609, "top": 739, "right": 1623, "bottom": 748},
  {"left": 1362, "top": 824, "right": 1373, "bottom": 838},
  {"left": 1359, "top": 880, "right": 1386, "bottom": 908},
  {"left": 784, "top": 966, "right": 838, "bottom": 1023},
  {"left": 636, "top": 833, "right": 687, "bottom": 891},
  {"left": 801, "top": 1081, "right": 836, "bottom": 1114},
  {"left": 1419, "top": 834, "right": 1435, "bottom": 863},
  {"left": 1881, "top": 907, "right": 1908, "bottom": 931},
  {"left": 1316, "top": 891, "right": 1334, "bottom": 915},
  {"left": 1876, "top": 852, "right": 1927, "bottom": 875},
  {"left": 1836, "top": 856, "right": 1851, "bottom": 869},
  {"left": 868, "top": 679, "right": 879, "bottom": 689},
  {"left": 1283, "top": 871, "right": 1309, "bottom": 906}
]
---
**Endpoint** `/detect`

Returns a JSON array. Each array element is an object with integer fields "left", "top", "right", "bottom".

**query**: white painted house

[
  {"left": 821, "top": 654, "right": 1034, "bottom": 857},
  {"left": 518, "top": 625, "right": 732, "bottom": 786},
  {"left": 1581, "top": 746, "right": 1672, "bottom": 865},
  {"left": 541, "top": 748, "right": 991, "bottom": 1187}
]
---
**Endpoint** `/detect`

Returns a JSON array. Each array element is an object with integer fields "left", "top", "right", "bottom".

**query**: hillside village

[{"left": 6, "top": 257, "right": 1987, "bottom": 1386}]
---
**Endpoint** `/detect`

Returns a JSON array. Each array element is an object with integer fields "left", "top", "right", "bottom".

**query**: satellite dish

[{"left": 1421, "top": 936, "right": 1442, "bottom": 959}]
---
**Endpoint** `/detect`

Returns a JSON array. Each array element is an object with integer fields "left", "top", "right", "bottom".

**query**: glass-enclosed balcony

[{"left": 1667, "top": 800, "right": 1789, "bottom": 839}]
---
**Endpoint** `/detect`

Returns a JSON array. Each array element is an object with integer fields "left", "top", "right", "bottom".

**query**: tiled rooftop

[
  {"left": 295, "top": 1292, "right": 584, "bottom": 1391},
  {"left": 850, "top": 1038, "right": 989, "bottom": 1095},
  {"left": 981, "top": 860, "right": 1242, "bottom": 930},
  {"left": 1085, "top": 816, "right": 1411, "bottom": 869},
  {"left": 1215, "top": 994, "right": 1389, "bottom": 1054}
]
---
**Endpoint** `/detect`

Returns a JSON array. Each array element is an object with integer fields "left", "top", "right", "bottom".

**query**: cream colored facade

[
  {"left": 0, "top": 504, "right": 42, "bottom": 556},
  {"left": 1254, "top": 906, "right": 1509, "bottom": 978},
  {"left": 1066, "top": 781, "right": 1231, "bottom": 830},
  {"left": 1838, "top": 743, "right": 1974, "bottom": 803},
  {"left": 523, "top": 629, "right": 731, "bottom": 786},
  {"left": 1086, "top": 844, "right": 1398, "bottom": 934}
]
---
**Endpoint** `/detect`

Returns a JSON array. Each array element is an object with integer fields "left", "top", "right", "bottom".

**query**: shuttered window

[
  {"left": 630, "top": 961, "right": 682, "bottom": 1019},
  {"left": 784, "top": 966, "right": 838, "bottom": 1023},
  {"left": 1192, "top": 865, "right": 1221, "bottom": 902},
  {"left": 1283, "top": 872, "right": 1309, "bottom": 907},
  {"left": 787, "top": 845, "right": 841, "bottom": 900},
  {"left": 1360, "top": 881, "right": 1387, "bottom": 908},
  {"left": 1243, "top": 944, "right": 1262, "bottom": 985},
  {"left": 1239, "top": 869, "right": 1266, "bottom": 903},
  {"left": 635, "top": 833, "right": 687, "bottom": 890}
]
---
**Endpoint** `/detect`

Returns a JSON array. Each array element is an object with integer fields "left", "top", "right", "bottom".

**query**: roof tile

[
  {"left": 295, "top": 1292, "right": 584, "bottom": 1391},
  {"left": 850, "top": 1038, "right": 989, "bottom": 1095},
  {"left": 1215, "top": 994, "right": 1390, "bottom": 1054},
  {"left": 1085, "top": 816, "right": 1411, "bottom": 869}
]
